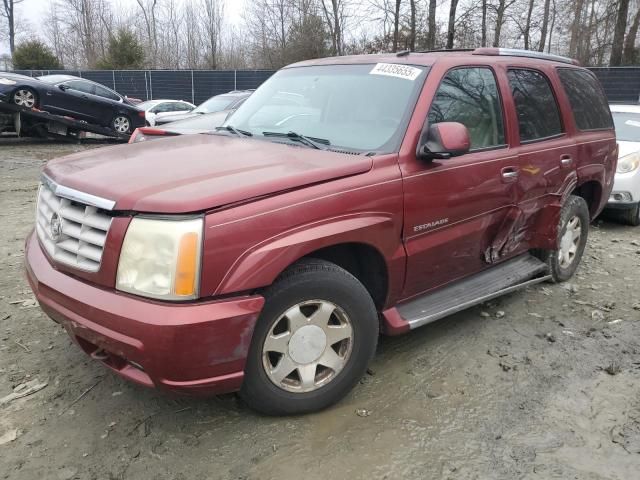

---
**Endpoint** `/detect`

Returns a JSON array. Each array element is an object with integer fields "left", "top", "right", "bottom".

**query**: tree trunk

[
  {"left": 538, "top": 0, "right": 551, "bottom": 52},
  {"left": 493, "top": 1, "right": 506, "bottom": 47},
  {"left": 523, "top": 0, "right": 535, "bottom": 50},
  {"left": 427, "top": 0, "right": 437, "bottom": 49},
  {"left": 331, "top": 0, "right": 342, "bottom": 55},
  {"left": 481, "top": 0, "right": 487, "bottom": 47},
  {"left": 610, "top": 0, "right": 630, "bottom": 66},
  {"left": 623, "top": 7, "right": 640, "bottom": 64},
  {"left": 569, "top": 0, "right": 586, "bottom": 58},
  {"left": 409, "top": 0, "right": 416, "bottom": 51},
  {"left": 547, "top": 0, "right": 557, "bottom": 53},
  {"left": 393, "top": 0, "right": 401, "bottom": 52},
  {"left": 446, "top": 0, "right": 458, "bottom": 49}
]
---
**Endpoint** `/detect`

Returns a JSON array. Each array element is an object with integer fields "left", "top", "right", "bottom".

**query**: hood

[
  {"left": 44, "top": 134, "right": 373, "bottom": 213},
  {"left": 618, "top": 140, "right": 639, "bottom": 158},
  {"left": 156, "top": 111, "right": 198, "bottom": 124},
  {"left": 0, "top": 72, "right": 36, "bottom": 82}
]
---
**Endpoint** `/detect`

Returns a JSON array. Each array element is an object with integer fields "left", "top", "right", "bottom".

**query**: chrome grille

[{"left": 35, "top": 181, "right": 113, "bottom": 272}]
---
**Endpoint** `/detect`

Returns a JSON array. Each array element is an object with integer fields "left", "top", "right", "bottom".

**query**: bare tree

[
  {"left": 392, "top": 0, "right": 401, "bottom": 51},
  {"left": 409, "top": 0, "right": 415, "bottom": 51},
  {"left": 321, "top": 0, "right": 345, "bottom": 55},
  {"left": 426, "top": 0, "right": 437, "bottom": 49},
  {"left": 446, "top": 0, "right": 459, "bottom": 49},
  {"left": 1, "top": 0, "right": 23, "bottom": 54},
  {"left": 201, "top": 0, "right": 224, "bottom": 69},
  {"left": 522, "top": 0, "right": 535, "bottom": 50},
  {"left": 136, "top": 0, "right": 158, "bottom": 65},
  {"left": 491, "top": 0, "right": 517, "bottom": 47},
  {"left": 623, "top": 5, "right": 640, "bottom": 64},
  {"left": 481, "top": 0, "right": 487, "bottom": 47},
  {"left": 538, "top": 0, "right": 552, "bottom": 51},
  {"left": 610, "top": 0, "right": 630, "bottom": 65}
]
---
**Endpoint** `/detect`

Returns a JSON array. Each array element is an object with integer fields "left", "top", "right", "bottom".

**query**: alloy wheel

[
  {"left": 262, "top": 300, "right": 354, "bottom": 393},
  {"left": 113, "top": 116, "right": 130, "bottom": 133},
  {"left": 13, "top": 89, "right": 36, "bottom": 108},
  {"left": 558, "top": 215, "right": 582, "bottom": 268}
]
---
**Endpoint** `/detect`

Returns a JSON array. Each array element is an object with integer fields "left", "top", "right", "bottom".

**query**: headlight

[
  {"left": 0, "top": 78, "right": 17, "bottom": 85},
  {"left": 116, "top": 217, "right": 203, "bottom": 300},
  {"left": 617, "top": 152, "right": 640, "bottom": 174}
]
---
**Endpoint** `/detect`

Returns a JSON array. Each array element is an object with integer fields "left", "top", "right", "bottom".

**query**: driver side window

[{"left": 429, "top": 67, "right": 505, "bottom": 151}]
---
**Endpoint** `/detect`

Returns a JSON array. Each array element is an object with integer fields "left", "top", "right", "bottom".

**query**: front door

[{"left": 400, "top": 66, "right": 519, "bottom": 299}]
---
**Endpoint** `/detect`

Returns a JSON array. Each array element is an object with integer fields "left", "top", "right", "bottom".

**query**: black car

[{"left": 0, "top": 73, "right": 145, "bottom": 133}]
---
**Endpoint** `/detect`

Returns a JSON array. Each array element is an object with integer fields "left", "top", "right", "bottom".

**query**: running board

[{"left": 398, "top": 254, "right": 550, "bottom": 330}]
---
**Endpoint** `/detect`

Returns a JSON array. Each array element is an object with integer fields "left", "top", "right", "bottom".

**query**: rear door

[
  {"left": 60, "top": 80, "right": 102, "bottom": 121},
  {"left": 506, "top": 66, "right": 577, "bottom": 238},
  {"left": 400, "top": 66, "right": 520, "bottom": 298}
]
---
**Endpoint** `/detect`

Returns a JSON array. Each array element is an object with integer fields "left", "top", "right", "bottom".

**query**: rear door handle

[
  {"left": 501, "top": 167, "right": 519, "bottom": 183},
  {"left": 560, "top": 154, "right": 573, "bottom": 167}
]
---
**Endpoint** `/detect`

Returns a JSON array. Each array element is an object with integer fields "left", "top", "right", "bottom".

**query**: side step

[{"left": 398, "top": 254, "right": 550, "bottom": 330}]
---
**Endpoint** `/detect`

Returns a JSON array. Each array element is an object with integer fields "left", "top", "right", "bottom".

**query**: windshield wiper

[
  {"left": 215, "top": 125, "right": 253, "bottom": 137},
  {"left": 262, "top": 131, "right": 329, "bottom": 150}
]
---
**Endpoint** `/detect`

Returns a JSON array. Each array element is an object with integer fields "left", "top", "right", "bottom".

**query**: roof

[
  {"left": 286, "top": 48, "right": 580, "bottom": 69},
  {"left": 609, "top": 104, "right": 640, "bottom": 114}
]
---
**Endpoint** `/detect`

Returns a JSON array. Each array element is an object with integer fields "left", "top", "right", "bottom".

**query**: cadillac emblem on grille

[{"left": 50, "top": 213, "right": 62, "bottom": 241}]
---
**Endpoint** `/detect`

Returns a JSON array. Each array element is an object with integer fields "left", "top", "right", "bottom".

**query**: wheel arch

[
  {"left": 571, "top": 180, "right": 603, "bottom": 219},
  {"left": 212, "top": 213, "right": 402, "bottom": 309}
]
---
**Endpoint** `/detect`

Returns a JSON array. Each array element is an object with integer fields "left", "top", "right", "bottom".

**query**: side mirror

[
  {"left": 416, "top": 121, "right": 470, "bottom": 160},
  {"left": 58, "top": 84, "right": 67, "bottom": 91}
]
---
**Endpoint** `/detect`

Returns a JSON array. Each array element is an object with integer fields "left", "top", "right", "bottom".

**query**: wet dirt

[{"left": 0, "top": 138, "right": 639, "bottom": 479}]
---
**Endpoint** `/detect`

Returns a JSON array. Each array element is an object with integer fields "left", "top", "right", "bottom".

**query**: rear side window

[
  {"left": 557, "top": 68, "right": 613, "bottom": 131},
  {"left": 508, "top": 69, "right": 563, "bottom": 142},
  {"left": 429, "top": 67, "right": 505, "bottom": 150}
]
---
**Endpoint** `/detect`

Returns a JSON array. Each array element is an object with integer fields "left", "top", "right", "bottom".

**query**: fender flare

[{"left": 214, "top": 212, "right": 401, "bottom": 296}]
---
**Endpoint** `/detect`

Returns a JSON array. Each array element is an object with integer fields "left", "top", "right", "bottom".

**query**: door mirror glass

[
  {"left": 58, "top": 84, "right": 67, "bottom": 91},
  {"left": 417, "top": 122, "right": 470, "bottom": 160}
]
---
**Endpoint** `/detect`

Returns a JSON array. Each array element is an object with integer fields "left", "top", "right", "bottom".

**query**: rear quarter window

[{"left": 557, "top": 68, "right": 613, "bottom": 131}]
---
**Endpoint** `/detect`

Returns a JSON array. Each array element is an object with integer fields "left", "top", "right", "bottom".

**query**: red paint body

[{"left": 26, "top": 51, "right": 616, "bottom": 395}]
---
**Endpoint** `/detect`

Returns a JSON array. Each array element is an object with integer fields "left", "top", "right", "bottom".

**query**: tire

[
  {"left": 240, "top": 258, "right": 379, "bottom": 415},
  {"left": 539, "top": 195, "right": 590, "bottom": 283},
  {"left": 12, "top": 87, "right": 38, "bottom": 108},
  {"left": 111, "top": 114, "right": 131, "bottom": 134},
  {"left": 620, "top": 203, "right": 640, "bottom": 227}
]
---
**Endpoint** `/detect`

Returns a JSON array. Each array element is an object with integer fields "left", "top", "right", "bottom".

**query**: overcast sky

[{"left": 1, "top": 0, "right": 246, "bottom": 56}]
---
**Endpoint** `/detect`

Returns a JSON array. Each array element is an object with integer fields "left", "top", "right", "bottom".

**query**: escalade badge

[{"left": 50, "top": 213, "right": 62, "bottom": 241}]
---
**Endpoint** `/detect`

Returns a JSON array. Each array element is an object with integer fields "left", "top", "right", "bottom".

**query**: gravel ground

[{"left": 0, "top": 138, "right": 639, "bottom": 480}]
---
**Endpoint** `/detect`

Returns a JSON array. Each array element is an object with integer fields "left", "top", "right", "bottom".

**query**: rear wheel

[
  {"left": 111, "top": 115, "right": 131, "bottom": 134},
  {"left": 240, "top": 259, "right": 378, "bottom": 415},
  {"left": 541, "top": 195, "right": 590, "bottom": 282},
  {"left": 620, "top": 203, "right": 640, "bottom": 226},
  {"left": 12, "top": 88, "right": 37, "bottom": 108}
]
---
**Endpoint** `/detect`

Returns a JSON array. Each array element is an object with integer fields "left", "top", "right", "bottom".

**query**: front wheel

[
  {"left": 240, "top": 259, "right": 379, "bottom": 415},
  {"left": 543, "top": 195, "right": 590, "bottom": 282},
  {"left": 111, "top": 114, "right": 131, "bottom": 134},
  {"left": 12, "top": 88, "right": 38, "bottom": 108},
  {"left": 621, "top": 203, "right": 640, "bottom": 227}
]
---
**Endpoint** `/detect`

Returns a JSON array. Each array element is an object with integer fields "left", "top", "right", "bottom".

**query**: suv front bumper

[{"left": 25, "top": 231, "right": 264, "bottom": 396}]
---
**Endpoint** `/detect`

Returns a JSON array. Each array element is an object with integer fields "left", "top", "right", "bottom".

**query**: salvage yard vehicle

[
  {"left": 25, "top": 48, "right": 616, "bottom": 415},
  {"left": 0, "top": 73, "right": 145, "bottom": 133},
  {"left": 607, "top": 104, "right": 640, "bottom": 225},
  {"left": 128, "top": 110, "right": 231, "bottom": 143},
  {"left": 137, "top": 99, "right": 196, "bottom": 126},
  {"left": 153, "top": 90, "right": 253, "bottom": 125}
]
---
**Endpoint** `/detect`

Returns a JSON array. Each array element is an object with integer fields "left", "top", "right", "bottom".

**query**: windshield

[
  {"left": 224, "top": 63, "right": 428, "bottom": 152},
  {"left": 612, "top": 112, "right": 640, "bottom": 142},
  {"left": 194, "top": 95, "right": 238, "bottom": 113}
]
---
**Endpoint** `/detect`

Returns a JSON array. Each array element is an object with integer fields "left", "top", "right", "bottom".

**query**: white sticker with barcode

[{"left": 370, "top": 63, "right": 422, "bottom": 81}]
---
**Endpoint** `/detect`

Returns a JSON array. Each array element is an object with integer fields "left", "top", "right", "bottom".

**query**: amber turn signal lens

[{"left": 174, "top": 232, "right": 199, "bottom": 296}]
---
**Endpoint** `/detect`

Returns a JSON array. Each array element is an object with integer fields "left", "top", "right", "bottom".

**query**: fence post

[
  {"left": 234, "top": 70, "right": 237, "bottom": 90},
  {"left": 148, "top": 71, "right": 153, "bottom": 100},
  {"left": 144, "top": 71, "right": 149, "bottom": 101},
  {"left": 191, "top": 70, "right": 195, "bottom": 104},
  {"left": 112, "top": 70, "right": 116, "bottom": 90}
]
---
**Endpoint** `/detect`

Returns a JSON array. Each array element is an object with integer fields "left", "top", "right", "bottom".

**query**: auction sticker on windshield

[{"left": 370, "top": 63, "right": 422, "bottom": 81}]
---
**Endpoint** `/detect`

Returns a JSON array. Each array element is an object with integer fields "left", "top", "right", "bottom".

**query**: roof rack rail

[
  {"left": 473, "top": 47, "right": 579, "bottom": 65},
  {"left": 414, "top": 48, "right": 475, "bottom": 54}
]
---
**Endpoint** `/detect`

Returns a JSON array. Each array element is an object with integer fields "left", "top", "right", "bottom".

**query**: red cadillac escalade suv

[{"left": 25, "top": 48, "right": 616, "bottom": 415}]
